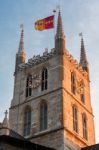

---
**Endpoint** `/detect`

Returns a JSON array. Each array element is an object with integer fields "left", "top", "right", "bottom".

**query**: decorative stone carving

[
  {"left": 32, "top": 74, "right": 41, "bottom": 89},
  {"left": 76, "top": 79, "right": 84, "bottom": 94}
]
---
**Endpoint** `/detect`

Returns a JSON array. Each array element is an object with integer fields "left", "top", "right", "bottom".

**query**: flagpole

[
  {"left": 53, "top": 5, "right": 60, "bottom": 48},
  {"left": 53, "top": 9, "right": 56, "bottom": 39}
]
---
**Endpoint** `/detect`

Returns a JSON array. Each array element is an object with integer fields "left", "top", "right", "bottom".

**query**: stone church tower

[{"left": 9, "top": 11, "right": 95, "bottom": 150}]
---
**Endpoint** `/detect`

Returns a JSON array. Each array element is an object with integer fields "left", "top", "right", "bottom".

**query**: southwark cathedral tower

[{"left": 9, "top": 12, "right": 95, "bottom": 150}]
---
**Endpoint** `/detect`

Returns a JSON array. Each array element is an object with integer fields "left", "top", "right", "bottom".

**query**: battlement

[
  {"left": 64, "top": 49, "right": 88, "bottom": 78},
  {"left": 18, "top": 47, "right": 88, "bottom": 79},
  {"left": 18, "top": 48, "right": 56, "bottom": 70}
]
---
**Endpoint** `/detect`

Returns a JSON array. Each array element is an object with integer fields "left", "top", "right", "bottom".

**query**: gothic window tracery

[
  {"left": 23, "top": 106, "right": 31, "bottom": 136},
  {"left": 72, "top": 105, "right": 78, "bottom": 133},
  {"left": 26, "top": 75, "right": 32, "bottom": 97},
  {"left": 40, "top": 101, "right": 48, "bottom": 131},
  {"left": 41, "top": 68, "right": 48, "bottom": 91},
  {"left": 82, "top": 113, "right": 88, "bottom": 140},
  {"left": 71, "top": 72, "right": 76, "bottom": 95}
]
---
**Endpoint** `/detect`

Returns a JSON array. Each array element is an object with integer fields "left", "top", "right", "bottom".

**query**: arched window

[
  {"left": 26, "top": 75, "right": 32, "bottom": 97},
  {"left": 80, "top": 80, "right": 85, "bottom": 103},
  {"left": 40, "top": 101, "right": 48, "bottom": 131},
  {"left": 41, "top": 68, "right": 48, "bottom": 91},
  {"left": 71, "top": 72, "right": 76, "bottom": 94},
  {"left": 82, "top": 113, "right": 88, "bottom": 140},
  {"left": 72, "top": 105, "right": 78, "bottom": 133},
  {"left": 23, "top": 106, "right": 31, "bottom": 136}
]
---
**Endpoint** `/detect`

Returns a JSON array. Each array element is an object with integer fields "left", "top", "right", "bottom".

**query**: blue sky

[{"left": 0, "top": 0, "right": 99, "bottom": 142}]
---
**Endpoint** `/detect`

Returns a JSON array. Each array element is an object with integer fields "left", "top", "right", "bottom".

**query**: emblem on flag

[{"left": 35, "top": 15, "right": 54, "bottom": 31}]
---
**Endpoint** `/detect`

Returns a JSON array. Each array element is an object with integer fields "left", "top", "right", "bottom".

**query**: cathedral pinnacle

[
  {"left": 55, "top": 11, "right": 66, "bottom": 54},
  {"left": 18, "top": 25, "right": 25, "bottom": 53},
  {"left": 56, "top": 11, "right": 65, "bottom": 39},
  {"left": 79, "top": 34, "right": 89, "bottom": 72},
  {"left": 2, "top": 110, "right": 9, "bottom": 128},
  {"left": 15, "top": 25, "right": 26, "bottom": 73}
]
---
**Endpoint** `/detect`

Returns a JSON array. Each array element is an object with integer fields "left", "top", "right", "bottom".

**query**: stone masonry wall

[
  {"left": 30, "top": 129, "right": 64, "bottom": 150},
  {"left": 9, "top": 55, "right": 63, "bottom": 136},
  {"left": 62, "top": 54, "right": 95, "bottom": 147}
]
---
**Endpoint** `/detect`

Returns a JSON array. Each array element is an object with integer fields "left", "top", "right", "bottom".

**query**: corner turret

[
  {"left": 79, "top": 35, "right": 89, "bottom": 72},
  {"left": 2, "top": 110, "right": 9, "bottom": 128},
  {"left": 15, "top": 26, "right": 26, "bottom": 73},
  {"left": 55, "top": 11, "right": 66, "bottom": 54}
]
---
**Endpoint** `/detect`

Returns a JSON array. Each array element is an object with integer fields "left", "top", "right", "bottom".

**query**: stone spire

[
  {"left": 79, "top": 36, "right": 89, "bottom": 72},
  {"left": 55, "top": 11, "right": 65, "bottom": 54},
  {"left": 18, "top": 27, "right": 24, "bottom": 53},
  {"left": 15, "top": 26, "right": 26, "bottom": 72},
  {"left": 2, "top": 110, "right": 9, "bottom": 128}
]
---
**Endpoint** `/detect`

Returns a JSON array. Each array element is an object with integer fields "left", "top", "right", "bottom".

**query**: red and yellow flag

[{"left": 35, "top": 15, "right": 54, "bottom": 31}]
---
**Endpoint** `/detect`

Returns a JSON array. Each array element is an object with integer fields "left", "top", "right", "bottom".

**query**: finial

[
  {"left": 5, "top": 110, "right": 8, "bottom": 118},
  {"left": 79, "top": 32, "right": 83, "bottom": 38},
  {"left": 56, "top": 5, "right": 60, "bottom": 12},
  {"left": 20, "top": 24, "right": 24, "bottom": 30},
  {"left": 2, "top": 110, "right": 9, "bottom": 128},
  {"left": 53, "top": 4, "right": 60, "bottom": 15}
]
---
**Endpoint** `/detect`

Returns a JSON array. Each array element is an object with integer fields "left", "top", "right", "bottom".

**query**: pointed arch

[
  {"left": 23, "top": 106, "right": 31, "bottom": 136},
  {"left": 82, "top": 113, "right": 88, "bottom": 140},
  {"left": 71, "top": 72, "right": 76, "bottom": 94},
  {"left": 26, "top": 74, "right": 32, "bottom": 97},
  {"left": 40, "top": 101, "right": 48, "bottom": 131},
  {"left": 41, "top": 68, "right": 48, "bottom": 91},
  {"left": 72, "top": 105, "right": 78, "bottom": 133}
]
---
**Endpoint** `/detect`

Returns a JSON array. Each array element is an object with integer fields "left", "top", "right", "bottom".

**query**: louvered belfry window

[
  {"left": 26, "top": 75, "right": 32, "bottom": 97},
  {"left": 41, "top": 68, "right": 48, "bottom": 91},
  {"left": 71, "top": 72, "right": 76, "bottom": 94}
]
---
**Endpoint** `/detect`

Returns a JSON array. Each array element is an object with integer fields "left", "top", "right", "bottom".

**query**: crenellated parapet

[
  {"left": 15, "top": 49, "right": 89, "bottom": 82},
  {"left": 18, "top": 48, "right": 56, "bottom": 70},
  {"left": 17, "top": 46, "right": 88, "bottom": 80},
  {"left": 64, "top": 49, "right": 88, "bottom": 79}
]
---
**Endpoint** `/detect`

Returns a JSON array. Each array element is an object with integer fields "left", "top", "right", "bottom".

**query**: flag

[{"left": 35, "top": 15, "right": 54, "bottom": 31}]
